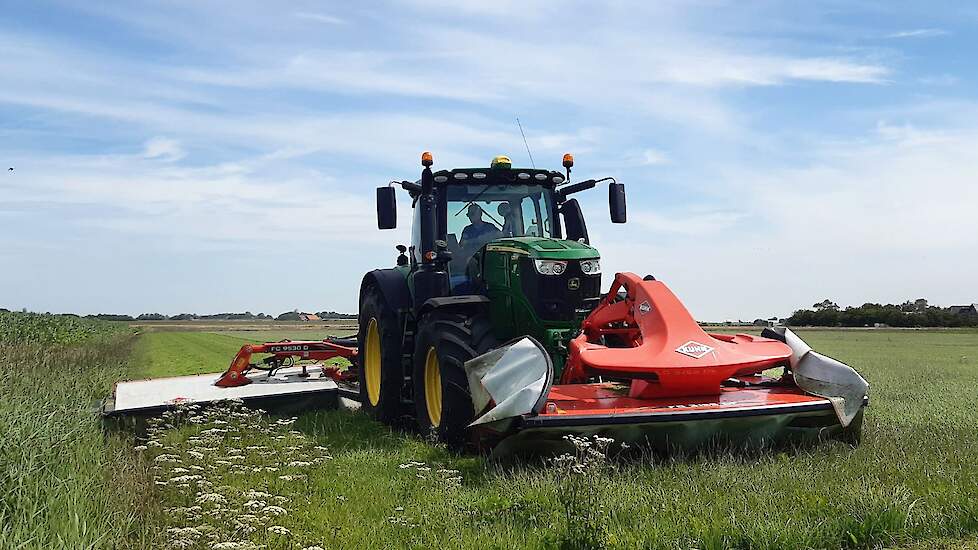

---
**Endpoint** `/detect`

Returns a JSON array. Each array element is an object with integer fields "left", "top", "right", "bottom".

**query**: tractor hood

[{"left": 485, "top": 237, "right": 599, "bottom": 261}]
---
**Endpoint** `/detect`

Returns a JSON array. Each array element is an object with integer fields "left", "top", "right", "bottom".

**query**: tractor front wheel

[
  {"left": 357, "top": 287, "right": 403, "bottom": 424},
  {"left": 412, "top": 310, "right": 497, "bottom": 446}
]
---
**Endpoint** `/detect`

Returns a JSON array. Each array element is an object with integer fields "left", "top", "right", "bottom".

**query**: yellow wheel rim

[
  {"left": 424, "top": 346, "right": 442, "bottom": 427},
  {"left": 365, "top": 318, "right": 381, "bottom": 406}
]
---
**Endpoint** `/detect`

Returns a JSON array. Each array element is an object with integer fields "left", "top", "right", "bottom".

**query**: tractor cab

[
  {"left": 379, "top": 153, "right": 626, "bottom": 298},
  {"left": 424, "top": 165, "right": 562, "bottom": 291}
]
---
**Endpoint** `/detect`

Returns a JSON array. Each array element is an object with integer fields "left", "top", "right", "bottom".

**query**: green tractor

[{"left": 358, "top": 152, "right": 626, "bottom": 443}]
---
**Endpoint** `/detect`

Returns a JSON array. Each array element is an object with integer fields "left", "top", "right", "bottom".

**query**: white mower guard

[
  {"left": 771, "top": 328, "right": 870, "bottom": 427},
  {"left": 463, "top": 337, "right": 553, "bottom": 430}
]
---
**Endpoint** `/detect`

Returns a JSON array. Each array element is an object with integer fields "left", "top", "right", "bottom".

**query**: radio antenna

[{"left": 516, "top": 116, "right": 535, "bottom": 168}]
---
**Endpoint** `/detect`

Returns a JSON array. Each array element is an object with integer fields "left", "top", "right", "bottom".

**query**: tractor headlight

[
  {"left": 534, "top": 260, "right": 568, "bottom": 276},
  {"left": 579, "top": 259, "right": 601, "bottom": 275}
]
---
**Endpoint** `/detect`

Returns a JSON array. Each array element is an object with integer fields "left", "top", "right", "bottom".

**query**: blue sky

[{"left": 2, "top": 1, "right": 977, "bottom": 320}]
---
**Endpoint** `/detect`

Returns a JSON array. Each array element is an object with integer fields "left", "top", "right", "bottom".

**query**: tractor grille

[{"left": 519, "top": 258, "right": 601, "bottom": 322}]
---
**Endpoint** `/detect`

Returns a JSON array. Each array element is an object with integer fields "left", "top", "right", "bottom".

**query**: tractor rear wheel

[
  {"left": 357, "top": 287, "right": 403, "bottom": 424},
  {"left": 412, "top": 309, "right": 498, "bottom": 446}
]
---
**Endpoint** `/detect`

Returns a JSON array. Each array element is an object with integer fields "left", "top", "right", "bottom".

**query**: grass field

[
  {"left": 6, "top": 316, "right": 978, "bottom": 549},
  {"left": 132, "top": 327, "right": 356, "bottom": 378}
]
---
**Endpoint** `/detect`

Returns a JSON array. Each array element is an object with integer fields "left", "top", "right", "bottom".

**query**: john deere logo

[
  {"left": 567, "top": 277, "right": 580, "bottom": 290},
  {"left": 675, "top": 341, "right": 714, "bottom": 359}
]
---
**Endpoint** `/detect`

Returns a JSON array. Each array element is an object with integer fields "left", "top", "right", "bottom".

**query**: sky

[{"left": 1, "top": 1, "right": 977, "bottom": 321}]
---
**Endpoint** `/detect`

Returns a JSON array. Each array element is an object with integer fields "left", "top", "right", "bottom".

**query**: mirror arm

[
  {"left": 399, "top": 180, "right": 422, "bottom": 195},
  {"left": 556, "top": 179, "right": 596, "bottom": 202}
]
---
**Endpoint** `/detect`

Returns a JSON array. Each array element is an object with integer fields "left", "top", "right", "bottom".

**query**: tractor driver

[{"left": 459, "top": 204, "right": 498, "bottom": 248}]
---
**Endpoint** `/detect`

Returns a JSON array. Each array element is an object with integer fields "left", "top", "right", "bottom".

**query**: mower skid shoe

[
  {"left": 463, "top": 337, "right": 553, "bottom": 430},
  {"left": 762, "top": 327, "right": 869, "bottom": 427}
]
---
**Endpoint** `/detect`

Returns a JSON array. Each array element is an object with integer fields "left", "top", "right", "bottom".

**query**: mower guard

[
  {"left": 763, "top": 327, "right": 869, "bottom": 427},
  {"left": 464, "top": 336, "right": 553, "bottom": 430}
]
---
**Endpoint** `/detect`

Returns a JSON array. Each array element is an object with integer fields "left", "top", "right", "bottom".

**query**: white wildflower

[
  {"left": 154, "top": 454, "right": 181, "bottom": 463},
  {"left": 196, "top": 493, "right": 228, "bottom": 505},
  {"left": 169, "top": 475, "right": 202, "bottom": 483},
  {"left": 243, "top": 500, "right": 266, "bottom": 510}
]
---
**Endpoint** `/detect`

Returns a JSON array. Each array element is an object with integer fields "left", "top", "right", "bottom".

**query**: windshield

[
  {"left": 446, "top": 183, "right": 554, "bottom": 243},
  {"left": 443, "top": 183, "right": 556, "bottom": 286}
]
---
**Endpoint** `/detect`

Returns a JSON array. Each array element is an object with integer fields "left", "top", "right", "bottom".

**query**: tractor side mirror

[
  {"left": 376, "top": 186, "right": 397, "bottom": 229},
  {"left": 561, "top": 198, "right": 589, "bottom": 244},
  {"left": 609, "top": 182, "right": 626, "bottom": 223}
]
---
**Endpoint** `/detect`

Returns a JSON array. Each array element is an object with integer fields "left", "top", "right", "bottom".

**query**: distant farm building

[{"left": 299, "top": 313, "right": 321, "bottom": 321}]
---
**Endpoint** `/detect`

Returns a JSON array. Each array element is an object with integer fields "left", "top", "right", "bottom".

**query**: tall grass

[
  {"left": 0, "top": 310, "right": 127, "bottom": 345},
  {"left": 0, "top": 313, "right": 152, "bottom": 549}
]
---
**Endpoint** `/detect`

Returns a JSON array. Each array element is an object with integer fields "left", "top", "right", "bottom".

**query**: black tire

[
  {"left": 412, "top": 309, "right": 498, "bottom": 446},
  {"left": 357, "top": 287, "right": 403, "bottom": 424}
]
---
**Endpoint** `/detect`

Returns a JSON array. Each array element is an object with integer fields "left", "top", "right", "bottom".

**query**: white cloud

[
  {"left": 874, "top": 121, "right": 950, "bottom": 146},
  {"left": 637, "top": 149, "right": 670, "bottom": 166},
  {"left": 885, "top": 28, "right": 949, "bottom": 39},
  {"left": 780, "top": 57, "right": 889, "bottom": 84},
  {"left": 142, "top": 137, "right": 185, "bottom": 161},
  {"left": 293, "top": 12, "right": 347, "bottom": 25}
]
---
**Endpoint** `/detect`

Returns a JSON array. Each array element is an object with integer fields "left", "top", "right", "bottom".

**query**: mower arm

[{"left": 215, "top": 339, "right": 358, "bottom": 387}]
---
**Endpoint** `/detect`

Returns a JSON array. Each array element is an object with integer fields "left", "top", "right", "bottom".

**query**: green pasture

[{"left": 4, "top": 313, "right": 978, "bottom": 549}]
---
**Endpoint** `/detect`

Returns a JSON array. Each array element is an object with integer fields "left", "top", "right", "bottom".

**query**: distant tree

[
  {"left": 171, "top": 313, "right": 196, "bottom": 321},
  {"left": 813, "top": 299, "right": 839, "bottom": 311},
  {"left": 276, "top": 311, "right": 302, "bottom": 321},
  {"left": 136, "top": 313, "right": 168, "bottom": 321},
  {"left": 89, "top": 313, "right": 135, "bottom": 321},
  {"left": 316, "top": 310, "right": 357, "bottom": 319},
  {"left": 787, "top": 299, "right": 978, "bottom": 328}
]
